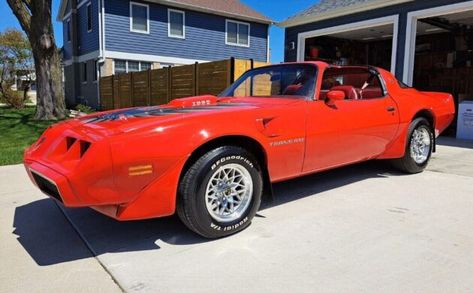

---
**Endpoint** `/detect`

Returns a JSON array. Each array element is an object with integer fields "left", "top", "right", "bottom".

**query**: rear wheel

[
  {"left": 177, "top": 146, "right": 263, "bottom": 238},
  {"left": 392, "top": 117, "right": 433, "bottom": 174}
]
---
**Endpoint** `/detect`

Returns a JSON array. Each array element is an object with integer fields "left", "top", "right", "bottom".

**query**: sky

[{"left": 0, "top": 0, "right": 314, "bottom": 63}]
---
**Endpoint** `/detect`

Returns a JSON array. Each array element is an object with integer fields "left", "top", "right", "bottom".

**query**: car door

[{"left": 302, "top": 69, "right": 399, "bottom": 173}]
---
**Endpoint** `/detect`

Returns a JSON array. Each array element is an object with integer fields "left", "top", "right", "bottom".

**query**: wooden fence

[{"left": 99, "top": 58, "right": 269, "bottom": 110}]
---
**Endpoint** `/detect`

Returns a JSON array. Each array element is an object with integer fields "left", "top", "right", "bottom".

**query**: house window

[
  {"left": 128, "top": 61, "right": 140, "bottom": 72},
  {"left": 81, "top": 62, "right": 87, "bottom": 83},
  {"left": 141, "top": 62, "right": 151, "bottom": 71},
  {"left": 66, "top": 19, "right": 71, "bottom": 42},
  {"left": 86, "top": 3, "right": 92, "bottom": 32},
  {"left": 226, "top": 20, "right": 250, "bottom": 47},
  {"left": 114, "top": 60, "right": 151, "bottom": 74},
  {"left": 114, "top": 60, "right": 127, "bottom": 74},
  {"left": 168, "top": 9, "right": 185, "bottom": 39},
  {"left": 130, "top": 2, "right": 149, "bottom": 34}
]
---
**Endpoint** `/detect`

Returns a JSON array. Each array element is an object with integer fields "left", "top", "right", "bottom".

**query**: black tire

[
  {"left": 176, "top": 146, "right": 263, "bottom": 238},
  {"left": 392, "top": 117, "right": 433, "bottom": 174}
]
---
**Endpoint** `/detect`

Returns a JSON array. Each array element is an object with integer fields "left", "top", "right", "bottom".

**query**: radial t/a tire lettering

[{"left": 177, "top": 146, "right": 263, "bottom": 238}]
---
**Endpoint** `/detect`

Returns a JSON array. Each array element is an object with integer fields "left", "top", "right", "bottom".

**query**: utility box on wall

[{"left": 457, "top": 101, "right": 473, "bottom": 140}]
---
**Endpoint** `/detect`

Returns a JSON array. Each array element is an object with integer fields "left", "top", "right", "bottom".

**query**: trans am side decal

[{"left": 269, "top": 137, "right": 305, "bottom": 147}]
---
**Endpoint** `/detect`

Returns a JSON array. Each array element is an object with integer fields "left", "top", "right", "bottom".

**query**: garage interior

[
  {"left": 413, "top": 10, "right": 473, "bottom": 135},
  {"left": 303, "top": 24, "right": 394, "bottom": 70}
]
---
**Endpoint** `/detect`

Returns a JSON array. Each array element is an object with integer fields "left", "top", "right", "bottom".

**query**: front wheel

[
  {"left": 392, "top": 117, "right": 433, "bottom": 174},
  {"left": 177, "top": 146, "right": 263, "bottom": 238}
]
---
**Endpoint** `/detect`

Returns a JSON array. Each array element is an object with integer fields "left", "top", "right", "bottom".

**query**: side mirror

[{"left": 327, "top": 90, "right": 346, "bottom": 101}]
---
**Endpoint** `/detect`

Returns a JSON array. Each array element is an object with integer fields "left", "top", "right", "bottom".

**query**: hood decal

[{"left": 81, "top": 102, "right": 251, "bottom": 123}]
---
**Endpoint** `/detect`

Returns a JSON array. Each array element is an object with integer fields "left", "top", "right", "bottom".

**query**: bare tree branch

[{"left": 6, "top": 0, "right": 32, "bottom": 35}]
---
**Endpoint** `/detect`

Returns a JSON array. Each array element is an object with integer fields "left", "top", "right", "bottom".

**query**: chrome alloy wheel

[
  {"left": 410, "top": 127, "right": 431, "bottom": 164},
  {"left": 205, "top": 164, "right": 253, "bottom": 223}
]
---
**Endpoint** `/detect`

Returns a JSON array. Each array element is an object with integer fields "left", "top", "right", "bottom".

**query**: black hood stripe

[{"left": 81, "top": 102, "right": 251, "bottom": 123}]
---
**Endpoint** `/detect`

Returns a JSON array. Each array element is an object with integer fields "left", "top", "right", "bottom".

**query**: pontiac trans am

[{"left": 24, "top": 62, "right": 455, "bottom": 238}]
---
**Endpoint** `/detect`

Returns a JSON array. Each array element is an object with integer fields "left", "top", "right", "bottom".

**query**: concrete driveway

[{"left": 1, "top": 137, "right": 473, "bottom": 292}]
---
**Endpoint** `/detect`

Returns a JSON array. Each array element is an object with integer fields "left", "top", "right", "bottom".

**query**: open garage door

[
  {"left": 410, "top": 9, "right": 473, "bottom": 135},
  {"left": 297, "top": 16, "right": 398, "bottom": 73}
]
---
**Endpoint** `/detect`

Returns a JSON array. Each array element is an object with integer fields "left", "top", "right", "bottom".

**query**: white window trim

[
  {"left": 86, "top": 2, "right": 92, "bottom": 33},
  {"left": 168, "top": 8, "right": 185, "bottom": 39},
  {"left": 66, "top": 18, "right": 71, "bottom": 43},
  {"left": 129, "top": 1, "right": 150, "bottom": 34},
  {"left": 225, "top": 19, "right": 250, "bottom": 48},
  {"left": 403, "top": 0, "right": 473, "bottom": 85},
  {"left": 140, "top": 61, "right": 152, "bottom": 71},
  {"left": 112, "top": 59, "right": 127, "bottom": 75},
  {"left": 295, "top": 15, "right": 399, "bottom": 74},
  {"left": 128, "top": 60, "right": 140, "bottom": 72},
  {"left": 112, "top": 60, "right": 152, "bottom": 74}
]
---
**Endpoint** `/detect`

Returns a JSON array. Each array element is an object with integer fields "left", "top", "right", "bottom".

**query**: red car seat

[
  {"left": 283, "top": 84, "right": 303, "bottom": 95},
  {"left": 331, "top": 85, "right": 359, "bottom": 100}
]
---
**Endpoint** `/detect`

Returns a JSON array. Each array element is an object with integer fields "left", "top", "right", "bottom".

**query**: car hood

[{"left": 68, "top": 95, "right": 302, "bottom": 136}]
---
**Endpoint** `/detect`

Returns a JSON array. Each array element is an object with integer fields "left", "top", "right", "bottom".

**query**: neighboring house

[
  {"left": 57, "top": 0, "right": 272, "bottom": 109},
  {"left": 11, "top": 70, "right": 36, "bottom": 92}
]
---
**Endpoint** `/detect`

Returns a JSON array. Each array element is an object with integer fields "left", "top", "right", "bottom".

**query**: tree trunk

[
  {"left": 7, "top": 0, "right": 66, "bottom": 120},
  {"left": 23, "top": 87, "right": 28, "bottom": 104},
  {"left": 32, "top": 49, "right": 66, "bottom": 120}
]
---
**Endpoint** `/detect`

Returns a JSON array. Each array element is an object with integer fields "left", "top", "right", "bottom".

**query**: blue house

[{"left": 57, "top": 0, "right": 272, "bottom": 108}]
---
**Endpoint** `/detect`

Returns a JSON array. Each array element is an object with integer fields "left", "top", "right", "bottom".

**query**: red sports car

[{"left": 24, "top": 62, "right": 455, "bottom": 238}]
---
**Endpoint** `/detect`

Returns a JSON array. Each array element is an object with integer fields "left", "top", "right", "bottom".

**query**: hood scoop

[{"left": 169, "top": 95, "right": 218, "bottom": 108}]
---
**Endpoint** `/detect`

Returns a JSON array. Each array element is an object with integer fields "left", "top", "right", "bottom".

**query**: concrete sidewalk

[
  {"left": 0, "top": 165, "right": 121, "bottom": 292},
  {"left": 1, "top": 137, "right": 473, "bottom": 292}
]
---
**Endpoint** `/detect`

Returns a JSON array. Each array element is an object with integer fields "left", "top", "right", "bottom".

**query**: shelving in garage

[{"left": 412, "top": 10, "right": 473, "bottom": 134}]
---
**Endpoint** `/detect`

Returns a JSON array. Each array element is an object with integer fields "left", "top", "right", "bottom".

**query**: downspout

[
  {"left": 266, "top": 25, "right": 270, "bottom": 63},
  {"left": 70, "top": 0, "right": 80, "bottom": 106},
  {"left": 96, "top": 0, "right": 106, "bottom": 108}
]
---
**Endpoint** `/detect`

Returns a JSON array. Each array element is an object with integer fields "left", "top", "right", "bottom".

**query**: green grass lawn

[{"left": 0, "top": 107, "right": 57, "bottom": 166}]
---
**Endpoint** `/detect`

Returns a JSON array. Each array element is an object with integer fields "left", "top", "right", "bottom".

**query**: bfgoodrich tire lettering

[
  {"left": 392, "top": 117, "right": 433, "bottom": 174},
  {"left": 177, "top": 146, "right": 263, "bottom": 238}
]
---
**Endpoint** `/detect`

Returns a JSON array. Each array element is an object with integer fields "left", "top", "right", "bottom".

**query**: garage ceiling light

[{"left": 425, "top": 27, "right": 443, "bottom": 32}]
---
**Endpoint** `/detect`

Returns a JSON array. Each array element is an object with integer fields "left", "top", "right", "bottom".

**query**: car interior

[
  {"left": 225, "top": 65, "right": 317, "bottom": 99},
  {"left": 319, "top": 67, "right": 385, "bottom": 101}
]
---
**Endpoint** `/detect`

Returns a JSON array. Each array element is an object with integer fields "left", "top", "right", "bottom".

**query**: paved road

[{"left": 1, "top": 137, "right": 473, "bottom": 292}]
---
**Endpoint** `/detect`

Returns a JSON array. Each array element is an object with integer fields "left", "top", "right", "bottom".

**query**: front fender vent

[
  {"left": 66, "top": 137, "right": 77, "bottom": 150},
  {"left": 52, "top": 137, "right": 92, "bottom": 160},
  {"left": 80, "top": 141, "right": 91, "bottom": 158}
]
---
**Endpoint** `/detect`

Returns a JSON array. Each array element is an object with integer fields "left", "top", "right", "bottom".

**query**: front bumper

[
  {"left": 24, "top": 121, "right": 187, "bottom": 221},
  {"left": 25, "top": 161, "right": 79, "bottom": 206}
]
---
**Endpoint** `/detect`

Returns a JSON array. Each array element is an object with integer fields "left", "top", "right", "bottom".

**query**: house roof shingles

[
  {"left": 287, "top": 0, "right": 374, "bottom": 20},
  {"left": 164, "top": 0, "right": 272, "bottom": 23},
  {"left": 280, "top": 0, "right": 411, "bottom": 27}
]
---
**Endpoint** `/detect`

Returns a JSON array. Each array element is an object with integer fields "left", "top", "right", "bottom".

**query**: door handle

[{"left": 386, "top": 106, "right": 396, "bottom": 112}]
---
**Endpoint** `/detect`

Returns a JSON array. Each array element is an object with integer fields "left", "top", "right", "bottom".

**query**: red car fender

[{"left": 377, "top": 69, "right": 454, "bottom": 159}]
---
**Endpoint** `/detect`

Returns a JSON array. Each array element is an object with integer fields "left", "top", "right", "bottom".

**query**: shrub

[
  {"left": 0, "top": 88, "right": 26, "bottom": 109},
  {"left": 75, "top": 104, "right": 95, "bottom": 114}
]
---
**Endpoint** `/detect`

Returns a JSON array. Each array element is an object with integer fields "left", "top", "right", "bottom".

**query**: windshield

[{"left": 219, "top": 64, "right": 317, "bottom": 99}]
